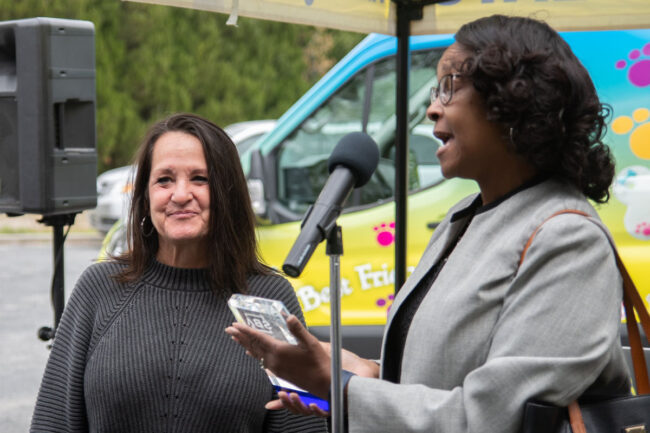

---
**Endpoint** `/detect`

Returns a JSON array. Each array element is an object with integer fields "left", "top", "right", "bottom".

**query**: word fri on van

[{"left": 296, "top": 263, "right": 415, "bottom": 312}]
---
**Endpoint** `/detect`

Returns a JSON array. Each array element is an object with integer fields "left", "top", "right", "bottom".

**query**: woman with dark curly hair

[
  {"left": 31, "top": 113, "right": 327, "bottom": 433},
  {"left": 226, "top": 15, "right": 631, "bottom": 433}
]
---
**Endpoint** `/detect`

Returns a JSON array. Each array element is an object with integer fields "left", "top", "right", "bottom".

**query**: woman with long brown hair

[{"left": 31, "top": 113, "right": 326, "bottom": 433}]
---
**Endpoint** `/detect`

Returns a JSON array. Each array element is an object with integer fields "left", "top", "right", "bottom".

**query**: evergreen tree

[{"left": 0, "top": 0, "right": 363, "bottom": 171}]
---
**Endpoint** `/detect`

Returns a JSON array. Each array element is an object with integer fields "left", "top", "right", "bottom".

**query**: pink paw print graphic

[
  {"left": 376, "top": 294, "right": 394, "bottom": 315},
  {"left": 616, "top": 43, "right": 650, "bottom": 87},
  {"left": 636, "top": 222, "right": 650, "bottom": 238},
  {"left": 373, "top": 222, "right": 395, "bottom": 247}
]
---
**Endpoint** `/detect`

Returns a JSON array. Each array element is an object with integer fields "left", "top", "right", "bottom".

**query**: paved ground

[
  {"left": 0, "top": 211, "right": 101, "bottom": 239},
  {"left": 0, "top": 212, "right": 103, "bottom": 432}
]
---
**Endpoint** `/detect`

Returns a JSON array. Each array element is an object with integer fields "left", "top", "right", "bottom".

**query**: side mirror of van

[
  {"left": 248, "top": 149, "right": 267, "bottom": 217},
  {"left": 247, "top": 178, "right": 266, "bottom": 216}
]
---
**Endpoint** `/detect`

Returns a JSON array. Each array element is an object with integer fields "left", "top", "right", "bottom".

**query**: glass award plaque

[
  {"left": 227, "top": 294, "right": 330, "bottom": 411},
  {"left": 227, "top": 294, "right": 298, "bottom": 345}
]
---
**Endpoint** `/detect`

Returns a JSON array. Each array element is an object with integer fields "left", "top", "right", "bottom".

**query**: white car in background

[{"left": 89, "top": 119, "right": 276, "bottom": 234}]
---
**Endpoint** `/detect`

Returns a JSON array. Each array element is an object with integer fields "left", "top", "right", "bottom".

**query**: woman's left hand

[
  {"left": 265, "top": 391, "right": 330, "bottom": 417},
  {"left": 225, "top": 315, "right": 331, "bottom": 399}
]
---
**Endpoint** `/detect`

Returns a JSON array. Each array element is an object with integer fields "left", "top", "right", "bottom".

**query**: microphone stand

[
  {"left": 282, "top": 132, "right": 378, "bottom": 431},
  {"left": 326, "top": 224, "right": 344, "bottom": 433}
]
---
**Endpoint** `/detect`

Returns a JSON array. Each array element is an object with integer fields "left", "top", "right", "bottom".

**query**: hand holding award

[{"left": 226, "top": 294, "right": 331, "bottom": 415}]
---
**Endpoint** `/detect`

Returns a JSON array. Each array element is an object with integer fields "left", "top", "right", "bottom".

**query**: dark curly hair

[
  {"left": 455, "top": 15, "right": 615, "bottom": 203},
  {"left": 114, "top": 113, "right": 271, "bottom": 294}
]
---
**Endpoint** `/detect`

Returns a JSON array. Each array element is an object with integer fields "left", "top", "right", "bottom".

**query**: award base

[{"left": 228, "top": 294, "right": 297, "bottom": 344}]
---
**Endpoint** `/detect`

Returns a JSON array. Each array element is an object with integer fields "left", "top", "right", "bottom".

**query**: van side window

[{"left": 277, "top": 48, "right": 445, "bottom": 216}]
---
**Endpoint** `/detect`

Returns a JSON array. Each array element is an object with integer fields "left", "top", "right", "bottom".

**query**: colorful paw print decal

[
  {"left": 637, "top": 222, "right": 650, "bottom": 238},
  {"left": 373, "top": 222, "right": 395, "bottom": 247},
  {"left": 616, "top": 43, "right": 650, "bottom": 87},
  {"left": 613, "top": 166, "right": 650, "bottom": 241},
  {"left": 612, "top": 108, "right": 650, "bottom": 160},
  {"left": 376, "top": 294, "right": 394, "bottom": 315}
]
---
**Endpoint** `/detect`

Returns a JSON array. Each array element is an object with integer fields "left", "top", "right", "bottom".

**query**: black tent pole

[
  {"left": 394, "top": 0, "right": 411, "bottom": 294},
  {"left": 393, "top": 0, "right": 449, "bottom": 294}
]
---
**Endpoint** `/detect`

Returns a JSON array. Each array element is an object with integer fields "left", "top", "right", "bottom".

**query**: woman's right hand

[
  {"left": 226, "top": 315, "right": 380, "bottom": 417},
  {"left": 226, "top": 315, "right": 332, "bottom": 399},
  {"left": 262, "top": 342, "right": 379, "bottom": 417}
]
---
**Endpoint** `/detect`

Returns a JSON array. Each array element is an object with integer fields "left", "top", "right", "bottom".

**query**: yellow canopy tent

[{"left": 126, "top": 0, "right": 650, "bottom": 34}]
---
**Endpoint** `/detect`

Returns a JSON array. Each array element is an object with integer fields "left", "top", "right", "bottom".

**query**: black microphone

[{"left": 282, "top": 132, "right": 379, "bottom": 278}]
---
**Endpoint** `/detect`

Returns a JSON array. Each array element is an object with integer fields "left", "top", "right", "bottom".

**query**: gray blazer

[{"left": 347, "top": 178, "right": 630, "bottom": 433}]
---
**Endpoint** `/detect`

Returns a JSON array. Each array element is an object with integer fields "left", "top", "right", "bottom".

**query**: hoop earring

[{"left": 140, "top": 216, "right": 155, "bottom": 237}]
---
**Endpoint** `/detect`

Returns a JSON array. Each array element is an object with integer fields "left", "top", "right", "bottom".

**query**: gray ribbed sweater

[{"left": 30, "top": 260, "right": 327, "bottom": 433}]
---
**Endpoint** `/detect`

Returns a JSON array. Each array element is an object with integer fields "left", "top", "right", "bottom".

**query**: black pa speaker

[{"left": 0, "top": 17, "right": 97, "bottom": 216}]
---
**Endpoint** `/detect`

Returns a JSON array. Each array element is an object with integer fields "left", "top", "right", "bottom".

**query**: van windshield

[{"left": 277, "top": 48, "right": 445, "bottom": 216}]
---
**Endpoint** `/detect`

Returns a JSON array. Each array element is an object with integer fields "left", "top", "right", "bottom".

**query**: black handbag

[
  {"left": 519, "top": 210, "right": 650, "bottom": 433},
  {"left": 522, "top": 395, "right": 650, "bottom": 433}
]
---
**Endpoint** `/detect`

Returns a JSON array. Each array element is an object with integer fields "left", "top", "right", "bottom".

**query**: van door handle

[{"left": 427, "top": 221, "right": 441, "bottom": 230}]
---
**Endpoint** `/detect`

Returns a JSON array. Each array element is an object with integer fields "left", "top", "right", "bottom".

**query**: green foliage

[{"left": 0, "top": 0, "right": 364, "bottom": 171}]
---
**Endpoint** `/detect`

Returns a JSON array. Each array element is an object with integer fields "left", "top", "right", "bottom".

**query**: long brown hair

[{"left": 114, "top": 113, "right": 271, "bottom": 294}]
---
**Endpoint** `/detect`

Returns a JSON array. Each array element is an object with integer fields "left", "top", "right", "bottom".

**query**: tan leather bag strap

[
  {"left": 619, "top": 253, "right": 650, "bottom": 394},
  {"left": 520, "top": 209, "right": 650, "bottom": 431},
  {"left": 519, "top": 209, "right": 590, "bottom": 266},
  {"left": 568, "top": 401, "right": 587, "bottom": 433}
]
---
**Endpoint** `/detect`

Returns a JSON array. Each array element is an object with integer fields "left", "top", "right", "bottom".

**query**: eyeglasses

[{"left": 430, "top": 73, "right": 462, "bottom": 106}]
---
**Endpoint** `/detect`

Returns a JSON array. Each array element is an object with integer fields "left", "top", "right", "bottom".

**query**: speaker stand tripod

[{"left": 36, "top": 212, "right": 78, "bottom": 344}]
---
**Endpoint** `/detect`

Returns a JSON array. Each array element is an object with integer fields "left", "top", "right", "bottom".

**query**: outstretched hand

[
  {"left": 225, "top": 315, "right": 331, "bottom": 399},
  {"left": 266, "top": 391, "right": 330, "bottom": 418},
  {"left": 226, "top": 316, "right": 380, "bottom": 417}
]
